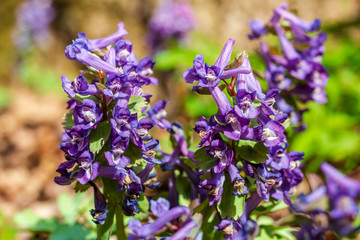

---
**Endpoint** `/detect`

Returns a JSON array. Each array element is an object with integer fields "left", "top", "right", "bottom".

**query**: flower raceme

[
  {"left": 248, "top": 3, "right": 328, "bottom": 131},
  {"left": 183, "top": 38, "right": 304, "bottom": 239}
]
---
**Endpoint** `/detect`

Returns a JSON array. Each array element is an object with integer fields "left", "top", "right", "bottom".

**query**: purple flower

[
  {"left": 248, "top": 19, "right": 268, "bottom": 39},
  {"left": 89, "top": 182, "right": 108, "bottom": 225},
  {"left": 274, "top": 5, "right": 321, "bottom": 32},
  {"left": 65, "top": 44, "right": 121, "bottom": 74},
  {"left": 65, "top": 22, "right": 128, "bottom": 74},
  {"left": 60, "top": 126, "right": 90, "bottom": 156},
  {"left": 142, "top": 139, "right": 161, "bottom": 164},
  {"left": 13, "top": 0, "right": 55, "bottom": 49},
  {"left": 261, "top": 120, "right": 286, "bottom": 147},
  {"left": 150, "top": 197, "right": 170, "bottom": 217},
  {"left": 54, "top": 160, "right": 76, "bottom": 185},
  {"left": 103, "top": 74, "right": 131, "bottom": 99},
  {"left": 236, "top": 57, "right": 265, "bottom": 99},
  {"left": 76, "top": 151, "right": 100, "bottom": 185},
  {"left": 194, "top": 116, "right": 218, "bottom": 147},
  {"left": 104, "top": 136, "right": 130, "bottom": 167},
  {"left": 260, "top": 42, "right": 292, "bottom": 90},
  {"left": 75, "top": 22, "right": 128, "bottom": 51},
  {"left": 123, "top": 196, "right": 140, "bottom": 216},
  {"left": 146, "top": 100, "right": 172, "bottom": 130},
  {"left": 215, "top": 219, "right": 241, "bottom": 240},
  {"left": 73, "top": 99, "right": 103, "bottom": 129},
  {"left": 199, "top": 171, "right": 225, "bottom": 206},
  {"left": 130, "top": 117, "right": 155, "bottom": 146},
  {"left": 183, "top": 39, "right": 250, "bottom": 90},
  {"left": 235, "top": 90, "right": 259, "bottom": 119},
  {"left": 147, "top": 0, "right": 196, "bottom": 53},
  {"left": 216, "top": 109, "right": 250, "bottom": 141},
  {"left": 228, "top": 163, "right": 249, "bottom": 196},
  {"left": 205, "top": 139, "right": 233, "bottom": 173},
  {"left": 110, "top": 100, "right": 136, "bottom": 138},
  {"left": 114, "top": 39, "right": 134, "bottom": 66},
  {"left": 128, "top": 206, "right": 190, "bottom": 238},
  {"left": 61, "top": 73, "right": 101, "bottom": 98}
]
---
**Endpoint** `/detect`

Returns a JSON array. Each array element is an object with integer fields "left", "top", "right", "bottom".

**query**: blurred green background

[{"left": 0, "top": 0, "right": 359, "bottom": 239}]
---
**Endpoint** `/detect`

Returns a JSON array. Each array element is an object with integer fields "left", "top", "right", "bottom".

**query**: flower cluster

[
  {"left": 248, "top": 3, "right": 328, "bottom": 131},
  {"left": 13, "top": 0, "right": 55, "bottom": 50},
  {"left": 183, "top": 38, "right": 304, "bottom": 239},
  {"left": 147, "top": 0, "right": 196, "bottom": 54},
  {"left": 293, "top": 162, "right": 360, "bottom": 239},
  {"left": 56, "top": 22, "right": 164, "bottom": 223},
  {"left": 56, "top": 21, "right": 201, "bottom": 238}
]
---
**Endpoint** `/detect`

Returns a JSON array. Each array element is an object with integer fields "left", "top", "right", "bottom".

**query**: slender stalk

[{"left": 115, "top": 202, "right": 127, "bottom": 240}]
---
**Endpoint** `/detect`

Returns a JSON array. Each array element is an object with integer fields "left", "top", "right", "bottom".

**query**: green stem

[
  {"left": 115, "top": 201, "right": 127, "bottom": 240},
  {"left": 97, "top": 178, "right": 124, "bottom": 240},
  {"left": 97, "top": 205, "right": 115, "bottom": 240}
]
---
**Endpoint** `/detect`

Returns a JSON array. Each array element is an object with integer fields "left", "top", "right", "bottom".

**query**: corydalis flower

[
  {"left": 89, "top": 182, "right": 108, "bottom": 225},
  {"left": 294, "top": 163, "right": 360, "bottom": 238},
  {"left": 183, "top": 39, "right": 250, "bottom": 90},
  {"left": 65, "top": 22, "right": 127, "bottom": 74},
  {"left": 147, "top": 0, "right": 196, "bottom": 53},
  {"left": 73, "top": 99, "right": 103, "bottom": 129},
  {"left": 13, "top": 0, "right": 55, "bottom": 49},
  {"left": 128, "top": 206, "right": 192, "bottom": 239},
  {"left": 183, "top": 39, "right": 251, "bottom": 116}
]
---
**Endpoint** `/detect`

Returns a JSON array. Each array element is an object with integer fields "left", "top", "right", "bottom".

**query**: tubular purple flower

[
  {"left": 150, "top": 197, "right": 170, "bottom": 217},
  {"left": 168, "top": 172, "right": 179, "bottom": 208},
  {"left": 128, "top": 206, "right": 190, "bottom": 238},
  {"left": 199, "top": 171, "right": 225, "bottom": 206},
  {"left": 236, "top": 57, "right": 265, "bottom": 99},
  {"left": 73, "top": 99, "right": 103, "bottom": 129},
  {"left": 89, "top": 182, "right": 108, "bottom": 225},
  {"left": 248, "top": 19, "right": 268, "bottom": 39},
  {"left": 105, "top": 46, "right": 116, "bottom": 66},
  {"left": 61, "top": 74, "right": 101, "bottom": 98},
  {"left": 86, "top": 22, "right": 128, "bottom": 50},
  {"left": 228, "top": 163, "right": 249, "bottom": 196},
  {"left": 272, "top": 22, "right": 300, "bottom": 61},
  {"left": 209, "top": 86, "right": 232, "bottom": 115},
  {"left": 65, "top": 44, "right": 121, "bottom": 74},
  {"left": 321, "top": 162, "right": 360, "bottom": 198},
  {"left": 183, "top": 39, "right": 251, "bottom": 91},
  {"left": 240, "top": 193, "right": 263, "bottom": 225},
  {"left": 274, "top": 7, "right": 321, "bottom": 32},
  {"left": 77, "top": 151, "right": 100, "bottom": 185},
  {"left": 261, "top": 120, "right": 286, "bottom": 147},
  {"left": 169, "top": 218, "right": 198, "bottom": 240},
  {"left": 215, "top": 38, "right": 236, "bottom": 70}
]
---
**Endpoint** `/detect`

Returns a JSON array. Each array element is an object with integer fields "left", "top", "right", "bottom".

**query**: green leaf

[
  {"left": 124, "top": 140, "right": 143, "bottom": 164},
  {"left": 128, "top": 96, "right": 147, "bottom": 115},
  {"left": 62, "top": 110, "right": 74, "bottom": 130},
  {"left": 89, "top": 120, "right": 111, "bottom": 154},
  {"left": 274, "top": 226, "right": 296, "bottom": 240},
  {"left": 49, "top": 223, "right": 95, "bottom": 240},
  {"left": 137, "top": 194, "right": 149, "bottom": 215},
  {"left": 75, "top": 182, "right": 91, "bottom": 193},
  {"left": 235, "top": 141, "right": 269, "bottom": 164},
  {"left": 14, "top": 209, "right": 58, "bottom": 232},
  {"left": 57, "top": 193, "right": 78, "bottom": 225},
  {"left": 217, "top": 175, "right": 245, "bottom": 219},
  {"left": 131, "top": 158, "right": 148, "bottom": 174},
  {"left": 194, "top": 147, "right": 217, "bottom": 171}
]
